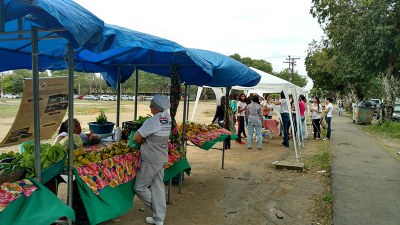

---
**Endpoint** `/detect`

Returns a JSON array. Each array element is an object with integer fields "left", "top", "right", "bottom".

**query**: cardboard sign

[{"left": 0, "top": 77, "right": 69, "bottom": 146}]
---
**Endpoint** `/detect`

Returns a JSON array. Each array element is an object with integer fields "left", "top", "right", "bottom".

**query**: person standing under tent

[
  {"left": 212, "top": 96, "right": 231, "bottom": 149},
  {"left": 324, "top": 97, "right": 334, "bottom": 140},
  {"left": 273, "top": 91, "right": 290, "bottom": 148},
  {"left": 289, "top": 95, "right": 297, "bottom": 138},
  {"left": 133, "top": 94, "right": 171, "bottom": 225},
  {"left": 311, "top": 96, "right": 322, "bottom": 139},
  {"left": 229, "top": 94, "right": 238, "bottom": 125},
  {"left": 246, "top": 94, "right": 263, "bottom": 150},
  {"left": 263, "top": 95, "right": 274, "bottom": 120},
  {"left": 245, "top": 93, "right": 253, "bottom": 128},
  {"left": 298, "top": 94, "right": 307, "bottom": 141},
  {"left": 235, "top": 93, "right": 247, "bottom": 144},
  {"left": 338, "top": 98, "right": 344, "bottom": 116}
]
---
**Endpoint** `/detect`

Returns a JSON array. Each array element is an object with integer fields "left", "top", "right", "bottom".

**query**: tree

[
  {"left": 229, "top": 53, "right": 273, "bottom": 74},
  {"left": 311, "top": 0, "right": 400, "bottom": 121},
  {"left": 275, "top": 68, "right": 308, "bottom": 88}
]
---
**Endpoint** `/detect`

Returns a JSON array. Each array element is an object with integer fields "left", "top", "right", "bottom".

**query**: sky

[{"left": 74, "top": 0, "right": 324, "bottom": 90}]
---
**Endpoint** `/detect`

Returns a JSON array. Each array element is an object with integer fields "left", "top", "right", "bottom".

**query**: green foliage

[
  {"left": 364, "top": 122, "right": 400, "bottom": 139},
  {"left": 310, "top": 0, "right": 400, "bottom": 119},
  {"left": 96, "top": 110, "right": 108, "bottom": 124},
  {"left": 274, "top": 68, "right": 308, "bottom": 88},
  {"left": 229, "top": 53, "right": 273, "bottom": 74}
]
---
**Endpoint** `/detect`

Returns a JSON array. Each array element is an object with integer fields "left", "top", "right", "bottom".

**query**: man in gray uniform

[{"left": 133, "top": 94, "right": 171, "bottom": 225}]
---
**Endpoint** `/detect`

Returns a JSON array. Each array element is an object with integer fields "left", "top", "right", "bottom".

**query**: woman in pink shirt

[{"left": 298, "top": 95, "right": 307, "bottom": 141}]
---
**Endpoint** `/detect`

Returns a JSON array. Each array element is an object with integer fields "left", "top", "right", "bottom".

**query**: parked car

[
  {"left": 121, "top": 95, "right": 130, "bottom": 101},
  {"left": 109, "top": 95, "right": 117, "bottom": 101},
  {"left": 83, "top": 95, "right": 98, "bottom": 100},
  {"left": 100, "top": 95, "right": 112, "bottom": 101},
  {"left": 143, "top": 96, "right": 153, "bottom": 101},
  {"left": 393, "top": 103, "right": 400, "bottom": 121}
]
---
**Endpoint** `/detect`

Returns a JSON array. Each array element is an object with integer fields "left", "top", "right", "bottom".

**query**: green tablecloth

[
  {"left": 163, "top": 157, "right": 191, "bottom": 182},
  {"left": 197, "top": 134, "right": 238, "bottom": 150},
  {"left": 75, "top": 157, "right": 191, "bottom": 224},
  {"left": 0, "top": 179, "right": 75, "bottom": 225}
]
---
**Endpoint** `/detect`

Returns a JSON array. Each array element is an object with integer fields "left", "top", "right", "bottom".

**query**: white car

[
  {"left": 100, "top": 95, "right": 112, "bottom": 101},
  {"left": 83, "top": 95, "right": 97, "bottom": 100},
  {"left": 121, "top": 95, "right": 130, "bottom": 100}
]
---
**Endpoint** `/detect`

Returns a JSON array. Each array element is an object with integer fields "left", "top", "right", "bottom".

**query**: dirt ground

[{"left": 0, "top": 100, "right": 328, "bottom": 225}]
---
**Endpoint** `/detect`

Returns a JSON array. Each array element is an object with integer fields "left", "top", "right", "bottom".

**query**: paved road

[{"left": 330, "top": 112, "right": 400, "bottom": 225}]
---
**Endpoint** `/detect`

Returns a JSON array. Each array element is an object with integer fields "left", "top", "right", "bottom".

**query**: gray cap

[{"left": 150, "top": 94, "right": 170, "bottom": 111}]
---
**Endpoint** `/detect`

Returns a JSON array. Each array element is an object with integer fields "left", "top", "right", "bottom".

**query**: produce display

[
  {"left": 73, "top": 142, "right": 138, "bottom": 167},
  {"left": 0, "top": 151, "right": 22, "bottom": 174},
  {"left": 177, "top": 122, "right": 233, "bottom": 146},
  {"left": 20, "top": 143, "right": 66, "bottom": 178}
]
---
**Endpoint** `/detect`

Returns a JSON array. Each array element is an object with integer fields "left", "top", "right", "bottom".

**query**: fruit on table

[{"left": 73, "top": 142, "right": 138, "bottom": 167}]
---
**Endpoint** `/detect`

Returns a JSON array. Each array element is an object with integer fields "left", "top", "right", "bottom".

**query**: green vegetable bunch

[
  {"left": 96, "top": 109, "right": 108, "bottom": 125},
  {"left": 20, "top": 143, "right": 66, "bottom": 177},
  {"left": 0, "top": 151, "right": 22, "bottom": 173},
  {"left": 136, "top": 114, "right": 152, "bottom": 124}
]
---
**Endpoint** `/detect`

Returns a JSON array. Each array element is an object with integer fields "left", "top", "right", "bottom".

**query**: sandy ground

[{"left": 0, "top": 100, "right": 328, "bottom": 225}]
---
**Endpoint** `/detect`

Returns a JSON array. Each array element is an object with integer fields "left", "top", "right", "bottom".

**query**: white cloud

[{"left": 74, "top": 0, "right": 323, "bottom": 90}]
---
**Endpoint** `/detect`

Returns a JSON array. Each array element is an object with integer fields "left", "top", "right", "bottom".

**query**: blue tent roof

[
  {"left": 0, "top": 1, "right": 214, "bottom": 87},
  {"left": 2, "top": 0, "right": 104, "bottom": 49},
  {"left": 1, "top": 0, "right": 258, "bottom": 89},
  {"left": 189, "top": 49, "right": 261, "bottom": 87}
]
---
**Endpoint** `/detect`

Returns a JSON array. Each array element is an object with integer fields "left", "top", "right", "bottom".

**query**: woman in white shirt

[
  {"left": 311, "top": 97, "right": 322, "bottom": 139},
  {"left": 324, "top": 98, "right": 334, "bottom": 140},
  {"left": 273, "top": 91, "right": 290, "bottom": 148},
  {"left": 235, "top": 93, "right": 247, "bottom": 144}
]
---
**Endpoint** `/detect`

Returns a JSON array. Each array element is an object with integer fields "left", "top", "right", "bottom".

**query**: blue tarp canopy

[
  {"left": 0, "top": 0, "right": 214, "bottom": 87},
  {"left": 189, "top": 48, "right": 261, "bottom": 87},
  {"left": 0, "top": 0, "right": 259, "bottom": 89},
  {"left": 77, "top": 24, "right": 214, "bottom": 88},
  {"left": 1, "top": 0, "right": 104, "bottom": 49}
]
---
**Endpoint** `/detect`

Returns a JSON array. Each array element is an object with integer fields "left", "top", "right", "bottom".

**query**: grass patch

[
  {"left": 304, "top": 141, "right": 331, "bottom": 172},
  {"left": 305, "top": 140, "right": 333, "bottom": 225},
  {"left": 364, "top": 121, "right": 400, "bottom": 139}
]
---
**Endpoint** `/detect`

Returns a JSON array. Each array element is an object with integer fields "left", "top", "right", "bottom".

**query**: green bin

[{"left": 352, "top": 105, "right": 375, "bottom": 124}]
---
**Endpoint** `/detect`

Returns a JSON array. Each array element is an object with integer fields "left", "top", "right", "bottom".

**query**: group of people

[{"left": 212, "top": 91, "right": 335, "bottom": 151}]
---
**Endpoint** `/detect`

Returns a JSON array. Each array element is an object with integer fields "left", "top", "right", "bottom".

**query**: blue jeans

[
  {"left": 247, "top": 122, "right": 262, "bottom": 149},
  {"left": 326, "top": 117, "right": 332, "bottom": 139},
  {"left": 338, "top": 107, "right": 343, "bottom": 116},
  {"left": 300, "top": 116, "right": 305, "bottom": 141},
  {"left": 281, "top": 113, "right": 290, "bottom": 147}
]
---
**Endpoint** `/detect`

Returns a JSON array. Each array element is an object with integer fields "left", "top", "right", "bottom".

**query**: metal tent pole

[
  {"left": 221, "top": 87, "right": 231, "bottom": 169},
  {"left": 66, "top": 43, "right": 75, "bottom": 225},
  {"left": 179, "top": 84, "right": 189, "bottom": 194},
  {"left": 0, "top": 0, "right": 4, "bottom": 32},
  {"left": 32, "top": 27, "right": 41, "bottom": 183},
  {"left": 167, "top": 179, "right": 172, "bottom": 204},
  {"left": 134, "top": 69, "right": 138, "bottom": 120},
  {"left": 116, "top": 65, "right": 121, "bottom": 127}
]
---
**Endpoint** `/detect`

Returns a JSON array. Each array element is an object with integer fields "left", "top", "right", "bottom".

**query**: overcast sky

[{"left": 74, "top": 0, "right": 324, "bottom": 90}]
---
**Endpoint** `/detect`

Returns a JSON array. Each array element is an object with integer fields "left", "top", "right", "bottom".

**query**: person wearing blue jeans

[
  {"left": 246, "top": 95, "right": 263, "bottom": 150},
  {"left": 273, "top": 91, "right": 290, "bottom": 148},
  {"left": 324, "top": 98, "right": 334, "bottom": 140}
]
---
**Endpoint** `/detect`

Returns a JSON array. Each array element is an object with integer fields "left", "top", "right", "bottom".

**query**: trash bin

[{"left": 352, "top": 105, "right": 375, "bottom": 124}]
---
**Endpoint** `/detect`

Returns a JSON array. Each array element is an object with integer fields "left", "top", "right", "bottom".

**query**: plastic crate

[
  {"left": 122, "top": 121, "right": 143, "bottom": 133},
  {"left": 41, "top": 158, "right": 65, "bottom": 184}
]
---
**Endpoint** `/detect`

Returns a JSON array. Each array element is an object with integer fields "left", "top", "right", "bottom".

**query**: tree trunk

[{"left": 381, "top": 61, "right": 400, "bottom": 122}]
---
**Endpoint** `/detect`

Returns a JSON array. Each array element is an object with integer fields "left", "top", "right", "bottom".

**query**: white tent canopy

[{"left": 191, "top": 67, "right": 308, "bottom": 162}]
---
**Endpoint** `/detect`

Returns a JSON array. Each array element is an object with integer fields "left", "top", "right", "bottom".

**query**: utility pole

[{"left": 283, "top": 55, "right": 300, "bottom": 83}]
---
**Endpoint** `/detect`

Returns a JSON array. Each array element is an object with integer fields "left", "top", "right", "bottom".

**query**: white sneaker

[{"left": 146, "top": 217, "right": 164, "bottom": 225}]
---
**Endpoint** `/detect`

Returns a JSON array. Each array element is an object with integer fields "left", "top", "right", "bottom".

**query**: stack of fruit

[{"left": 73, "top": 142, "right": 138, "bottom": 167}]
